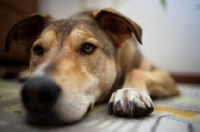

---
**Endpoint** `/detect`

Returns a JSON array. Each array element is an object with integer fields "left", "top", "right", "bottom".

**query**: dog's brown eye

[
  {"left": 33, "top": 46, "right": 44, "bottom": 56},
  {"left": 81, "top": 43, "right": 96, "bottom": 54}
]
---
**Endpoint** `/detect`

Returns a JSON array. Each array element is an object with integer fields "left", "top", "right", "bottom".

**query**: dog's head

[{"left": 5, "top": 8, "right": 142, "bottom": 124}]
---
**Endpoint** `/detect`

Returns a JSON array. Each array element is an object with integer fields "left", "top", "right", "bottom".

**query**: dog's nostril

[
  {"left": 38, "top": 83, "right": 61, "bottom": 104},
  {"left": 21, "top": 77, "right": 61, "bottom": 112}
]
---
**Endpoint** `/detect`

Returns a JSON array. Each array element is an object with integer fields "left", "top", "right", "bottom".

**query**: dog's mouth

[
  {"left": 24, "top": 102, "right": 93, "bottom": 126},
  {"left": 25, "top": 111, "right": 64, "bottom": 126}
]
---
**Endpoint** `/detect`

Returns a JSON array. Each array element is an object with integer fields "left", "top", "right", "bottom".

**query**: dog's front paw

[{"left": 108, "top": 88, "right": 154, "bottom": 117}]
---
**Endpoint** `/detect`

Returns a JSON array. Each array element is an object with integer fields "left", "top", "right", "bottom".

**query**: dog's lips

[
  {"left": 25, "top": 110, "right": 76, "bottom": 125},
  {"left": 24, "top": 102, "right": 90, "bottom": 125},
  {"left": 25, "top": 110, "right": 61, "bottom": 125}
]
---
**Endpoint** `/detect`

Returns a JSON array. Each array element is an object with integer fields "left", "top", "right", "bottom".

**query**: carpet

[{"left": 0, "top": 79, "right": 200, "bottom": 132}]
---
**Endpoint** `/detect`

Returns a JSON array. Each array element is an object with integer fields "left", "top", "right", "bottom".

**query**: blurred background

[{"left": 0, "top": 0, "right": 200, "bottom": 82}]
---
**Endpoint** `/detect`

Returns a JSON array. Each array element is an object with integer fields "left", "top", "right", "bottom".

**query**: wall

[{"left": 38, "top": 0, "right": 200, "bottom": 73}]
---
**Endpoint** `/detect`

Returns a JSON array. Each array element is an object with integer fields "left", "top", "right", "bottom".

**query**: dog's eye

[
  {"left": 33, "top": 46, "right": 44, "bottom": 56},
  {"left": 81, "top": 43, "right": 96, "bottom": 54}
]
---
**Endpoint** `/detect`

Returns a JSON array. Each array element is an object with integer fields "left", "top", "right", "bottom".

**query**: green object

[
  {"left": 87, "top": 104, "right": 105, "bottom": 117},
  {"left": 4, "top": 105, "right": 22, "bottom": 115},
  {"left": 173, "top": 96, "right": 200, "bottom": 105},
  {"left": 0, "top": 96, "right": 16, "bottom": 101},
  {"left": 160, "top": 0, "right": 167, "bottom": 9}
]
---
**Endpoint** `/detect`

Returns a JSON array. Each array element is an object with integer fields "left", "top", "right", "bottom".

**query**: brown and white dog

[{"left": 5, "top": 8, "right": 180, "bottom": 125}]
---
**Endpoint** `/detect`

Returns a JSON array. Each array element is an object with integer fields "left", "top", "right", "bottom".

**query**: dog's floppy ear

[
  {"left": 91, "top": 8, "right": 142, "bottom": 44},
  {"left": 5, "top": 14, "right": 54, "bottom": 53}
]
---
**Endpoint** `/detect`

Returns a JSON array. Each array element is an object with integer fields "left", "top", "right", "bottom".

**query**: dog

[{"left": 5, "top": 8, "right": 180, "bottom": 125}]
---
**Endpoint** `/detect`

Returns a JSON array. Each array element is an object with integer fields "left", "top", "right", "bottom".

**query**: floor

[{"left": 0, "top": 79, "right": 200, "bottom": 132}]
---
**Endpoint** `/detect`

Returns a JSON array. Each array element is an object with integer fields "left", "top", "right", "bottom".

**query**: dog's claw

[
  {"left": 108, "top": 88, "right": 154, "bottom": 118},
  {"left": 129, "top": 101, "right": 135, "bottom": 117},
  {"left": 134, "top": 107, "right": 145, "bottom": 117},
  {"left": 144, "top": 106, "right": 154, "bottom": 116},
  {"left": 108, "top": 102, "right": 113, "bottom": 114},
  {"left": 116, "top": 101, "right": 121, "bottom": 111},
  {"left": 115, "top": 100, "right": 124, "bottom": 116},
  {"left": 129, "top": 100, "right": 146, "bottom": 117}
]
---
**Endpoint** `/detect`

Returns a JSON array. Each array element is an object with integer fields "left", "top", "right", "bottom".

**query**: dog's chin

[
  {"left": 23, "top": 100, "right": 93, "bottom": 126},
  {"left": 25, "top": 113, "right": 67, "bottom": 126},
  {"left": 24, "top": 110, "right": 85, "bottom": 126}
]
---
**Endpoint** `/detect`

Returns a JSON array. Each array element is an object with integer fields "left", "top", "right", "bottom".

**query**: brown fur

[{"left": 5, "top": 8, "right": 179, "bottom": 124}]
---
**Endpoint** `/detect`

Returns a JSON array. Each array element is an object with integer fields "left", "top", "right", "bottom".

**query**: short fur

[{"left": 5, "top": 8, "right": 180, "bottom": 125}]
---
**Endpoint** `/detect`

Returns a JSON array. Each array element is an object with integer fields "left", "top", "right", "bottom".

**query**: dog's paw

[{"left": 108, "top": 88, "right": 154, "bottom": 117}]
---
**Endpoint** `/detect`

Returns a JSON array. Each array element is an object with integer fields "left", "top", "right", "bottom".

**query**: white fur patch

[{"left": 31, "top": 62, "right": 49, "bottom": 77}]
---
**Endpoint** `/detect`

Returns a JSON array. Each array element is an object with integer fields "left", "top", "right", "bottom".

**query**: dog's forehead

[
  {"left": 36, "top": 17, "right": 116, "bottom": 58},
  {"left": 44, "top": 18, "right": 98, "bottom": 36},
  {"left": 39, "top": 18, "right": 101, "bottom": 46}
]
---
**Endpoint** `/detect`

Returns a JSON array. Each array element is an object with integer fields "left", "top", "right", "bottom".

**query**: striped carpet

[{"left": 0, "top": 79, "right": 200, "bottom": 132}]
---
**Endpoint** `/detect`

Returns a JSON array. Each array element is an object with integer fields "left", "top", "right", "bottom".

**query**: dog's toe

[{"left": 108, "top": 88, "right": 154, "bottom": 117}]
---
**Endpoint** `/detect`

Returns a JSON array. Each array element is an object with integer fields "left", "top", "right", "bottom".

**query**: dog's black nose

[{"left": 21, "top": 77, "right": 61, "bottom": 113}]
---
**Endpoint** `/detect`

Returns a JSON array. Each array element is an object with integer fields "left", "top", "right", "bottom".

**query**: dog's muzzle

[{"left": 21, "top": 77, "right": 61, "bottom": 113}]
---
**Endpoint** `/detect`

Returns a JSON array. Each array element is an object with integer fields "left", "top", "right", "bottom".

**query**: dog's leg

[{"left": 108, "top": 68, "right": 180, "bottom": 117}]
